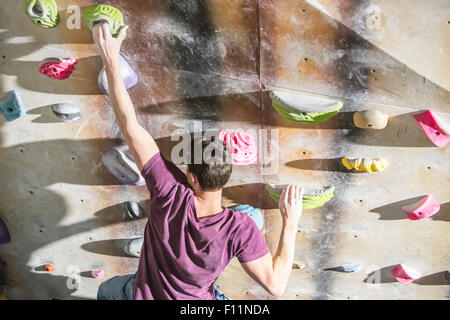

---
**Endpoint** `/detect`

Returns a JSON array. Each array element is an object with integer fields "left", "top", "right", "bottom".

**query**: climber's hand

[
  {"left": 279, "top": 185, "right": 303, "bottom": 228},
  {"left": 92, "top": 22, "right": 128, "bottom": 68}
]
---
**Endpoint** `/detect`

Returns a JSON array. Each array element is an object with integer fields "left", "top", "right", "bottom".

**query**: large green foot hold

[
  {"left": 269, "top": 90, "right": 343, "bottom": 124},
  {"left": 85, "top": 5, "right": 125, "bottom": 38},
  {"left": 266, "top": 183, "right": 335, "bottom": 209},
  {"left": 25, "top": 0, "right": 59, "bottom": 28}
]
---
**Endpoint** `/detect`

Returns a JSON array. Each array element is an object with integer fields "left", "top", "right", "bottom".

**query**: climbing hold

[
  {"left": 229, "top": 204, "right": 264, "bottom": 230},
  {"left": 353, "top": 110, "right": 389, "bottom": 129},
  {"left": 0, "top": 259, "right": 5, "bottom": 270},
  {"left": 50, "top": 103, "right": 81, "bottom": 122},
  {"left": 42, "top": 264, "right": 55, "bottom": 272},
  {"left": 266, "top": 183, "right": 334, "bottom": 209},
  {"left": 100, "top": 146, "right": 145, "bottom": 186},
  {"left": 400, "top": 195, "right": 440, "bottom": 220},
  {"left": 98, "top": 55, "right": 138, "bottom": 94},
  {"left": 219, "top": 129, "right": 257, "bottom": 165},
  {"left": 342, "top": 157, "right": 387, "bottom": 173},
  {"left": 25, "top": 0, "right": 59, "bottom": 28},
  {"left": 124, "top": 237, "right": 143, "bottom": 258},
  {"left": 124, "top": 201, "right": 144, "bottom": 220},
  {"left": 39, "top": 58, "right": 77, "bottom": 80},
  {"left": 84, "top": 5, "right": 125, "bottom": 38},
  {"left": 292, "top": 262, "right": 306, "bottom": 269},
  {"left": 391, "top": 264, "right": 421, "bottom": 284},
  {"left": 269, "top": 90, "right": 343, "bottom": 123},
  {"left": 0, "top": 90, "right": 26, "bottom": 121},
  {"left": 0, "top": 218, "right": 11, "bottom": 245},
  {"left": 91, "top": 269, "right": 105, "bottom": 279},
  {"left": 324, "top": 264, "right": 363, "bottom": 273},
  {"left": 413, "top": 110, "right": 450, "bottom": 147}
]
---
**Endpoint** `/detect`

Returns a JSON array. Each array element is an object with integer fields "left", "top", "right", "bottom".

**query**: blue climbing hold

[
  {"left": 0, "top": 90, "right": 26, "bottom": 121},
  {"left": 229, "top": 204, "right": 264, "bottom": 231},
  {"left": 0, "top": 218, "right": 11, "bottom": 245}
]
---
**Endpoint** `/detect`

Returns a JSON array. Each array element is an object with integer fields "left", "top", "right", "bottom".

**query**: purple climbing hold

[
  {"left": 0, "top": 90, "right": 26, "bottom": 121},
  {"left": 100, "top": 146, "right": 145, "bottom": 186},
  {"left": 0, "top": 218, "right": 11, "bottom": 245},
  {"left": 98, "top": 55, "right": 138, "bottom": 94}
]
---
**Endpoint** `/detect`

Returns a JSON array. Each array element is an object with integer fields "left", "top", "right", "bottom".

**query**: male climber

[{"left": 93, "top": 23, "right": 304, "bottom": 300}]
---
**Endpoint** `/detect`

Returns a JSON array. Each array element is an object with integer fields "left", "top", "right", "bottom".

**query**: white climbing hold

[
  {"left": 124, "top": 237, "right": 143, "bottom": 258},
  {"left": 50, "top": 103, "right": 81, "bottom": 122},
  {"left": 100, "top": 146, "right": 145, "bottom": 186},
  {"left": 353, "top": 110, "right": 389, "bottom": 129}
]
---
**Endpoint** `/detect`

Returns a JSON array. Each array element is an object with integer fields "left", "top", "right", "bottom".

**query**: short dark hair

[{"left": 187, "top": 136, "right": 232, "bottom": 191}]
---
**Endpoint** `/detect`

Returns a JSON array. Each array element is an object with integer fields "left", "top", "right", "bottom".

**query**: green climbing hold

[
  {"left": 84, "top": 5, "right": 125, "bottom": 38},
  {"left": 269, "top": 91, "right": 343, "bottom": 124},
  {"left": 266, "top": 183, "right": 335, "bottom": 209},
  {"left": 25, "top": 0, "right": 59, "bottom": 28}
]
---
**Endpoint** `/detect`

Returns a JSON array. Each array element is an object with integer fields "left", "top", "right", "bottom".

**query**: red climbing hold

[
  {"left": 391, "top": 264, "right": 421, "bottom": 284},
  {"left": 91, "top": 269, "right": 105, "bottom": 279},
  {"left": 413, "top": 110, "right": 450, "bottom": 147},
  {"left": 401, "top": 195, "right": 441, "bottom": 220},
  {"left": 39, "top": 58, "right": 77, "bottom": 80}
]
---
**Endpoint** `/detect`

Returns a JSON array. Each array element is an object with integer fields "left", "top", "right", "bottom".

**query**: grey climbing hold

[
  {"left": 100, "top": 146, "right": 145, "bottom": 186},
  {"left": 0, "top": 218, "right": 11, "bottom": 245},
  {"left": 124, "top": 237, "right": 143, "bottom": 258},
  {"left": 0, "top": 90, "right": 26, "bottom": 121},
  {"left": 25, "top": 0, "right": 59, "bottom": 28},
  {"left": 124, "top": 201, "right": 144, "bottom": 220},
  {"left": 324, "top": 264, "right": 363, "bottom": 273},
  {"left": 50, "top": 103, "right": 81, "bottom": 122}
]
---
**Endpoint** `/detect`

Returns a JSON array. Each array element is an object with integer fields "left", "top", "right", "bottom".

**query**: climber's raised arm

[{"left": 92, "top": 23, "right": 159, "bottom": 170}]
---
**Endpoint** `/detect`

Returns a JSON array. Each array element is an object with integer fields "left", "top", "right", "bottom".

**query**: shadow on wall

[
  {"left": 286, "top": 158, "right": 349, "bottom": 172},
  {"left": 364, "top": 265, "right": 400, "bottom": 284},
  {"left": 370, "top": 198, "right": 450, "bottom": 221},
  {"left": 0, "top": 133, "right": 149, "bottom": 299},
  {"left": 222, "top": 183, "right": 276, "bottom": 210},
  {"left": 0, "top": 56, "right": 103, "bottom": 96}
]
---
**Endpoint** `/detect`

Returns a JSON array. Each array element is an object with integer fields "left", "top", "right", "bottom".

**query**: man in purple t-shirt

[{"left": 93, "top": 23, "right": 304, "bottom": 300}]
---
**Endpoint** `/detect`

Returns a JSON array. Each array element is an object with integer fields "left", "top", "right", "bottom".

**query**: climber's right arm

[{"left": 92, "top": 23, "right": 159, "bottom": 170}]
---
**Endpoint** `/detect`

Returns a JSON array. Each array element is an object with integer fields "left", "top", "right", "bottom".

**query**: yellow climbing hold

[{"left": 342, "top": 157, "right": 387, "bottom": 173}]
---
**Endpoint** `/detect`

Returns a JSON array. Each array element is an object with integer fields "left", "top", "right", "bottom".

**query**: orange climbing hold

[{"left": 43, "top": 264, "right": 55, "bottom": 272}]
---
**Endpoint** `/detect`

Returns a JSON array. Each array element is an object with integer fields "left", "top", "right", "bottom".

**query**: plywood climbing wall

[{"left": 0, "top": 0, "right": 449, "bottom": 300}]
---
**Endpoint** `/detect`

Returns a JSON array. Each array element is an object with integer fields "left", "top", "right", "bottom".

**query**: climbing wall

[{"left": 0, "top": 0, "right": 449, "bottom": 300}]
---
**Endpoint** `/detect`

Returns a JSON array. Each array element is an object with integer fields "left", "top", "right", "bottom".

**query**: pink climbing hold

[
  {"left": 39, "top": 57, "right": 77, "bottom": 80},
  {"left": 391, "top": 264, "right": 421, "bottom": 284},
  {"left": 401, "top": 195, "right": 441, "bottom": 220},
  {"left": 91, "top": 269, "right": 105, "bottom": 279},
  {"left": 219, "top": 129, "right": 257, "bottom": 165},
  {"left": 413, "top": 110, "right": 450, "bottom": 147}
]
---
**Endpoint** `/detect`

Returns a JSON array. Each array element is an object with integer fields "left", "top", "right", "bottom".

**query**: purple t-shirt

[{"left": 133, "top": 153, "right": 269, "bottom": 300}]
